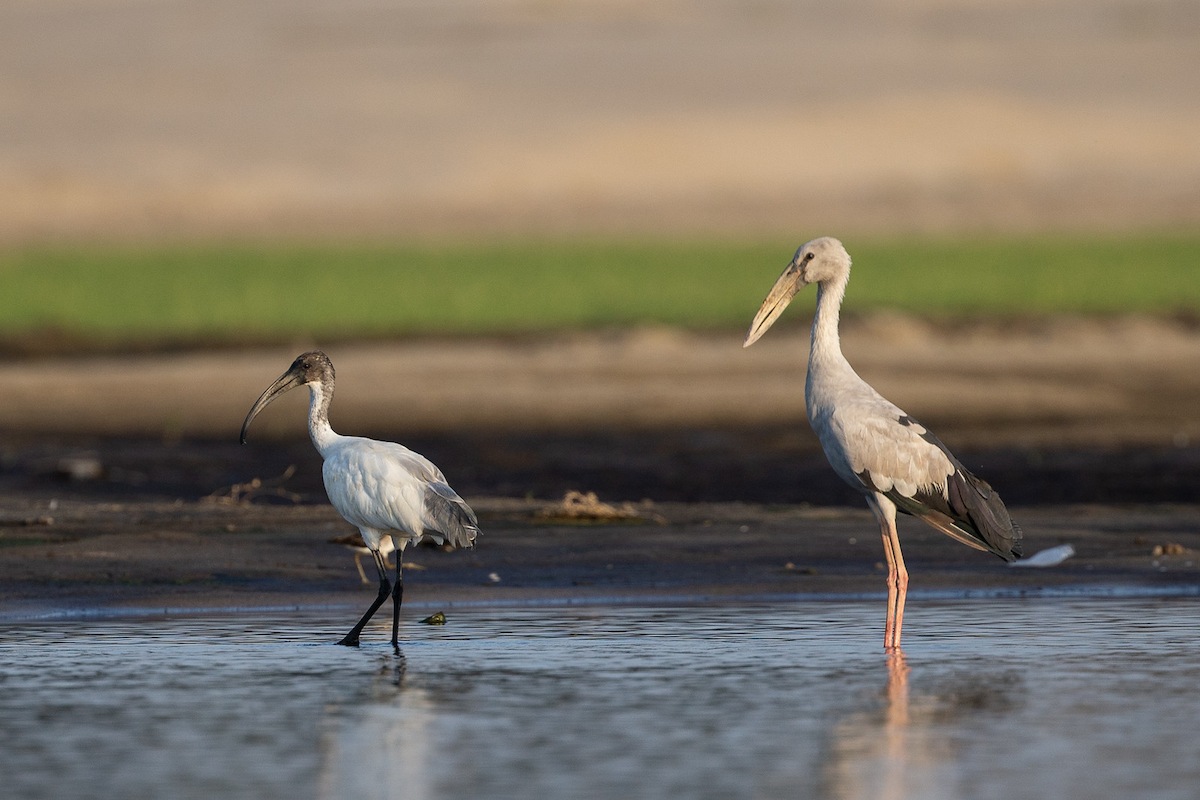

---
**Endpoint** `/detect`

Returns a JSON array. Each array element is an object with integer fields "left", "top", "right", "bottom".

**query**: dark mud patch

[{"left": 5, "top": 427, "right": 1200, "bottom": 507}]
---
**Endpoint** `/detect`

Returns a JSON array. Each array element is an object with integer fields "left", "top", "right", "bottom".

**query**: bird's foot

[{"left": 337, "top": 635, "right": 361, "bottom": 647}]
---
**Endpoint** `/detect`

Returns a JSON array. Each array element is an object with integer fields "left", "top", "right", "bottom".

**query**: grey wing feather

[{"left": 423, "top": 481, "right": 480, "bottom": 549}]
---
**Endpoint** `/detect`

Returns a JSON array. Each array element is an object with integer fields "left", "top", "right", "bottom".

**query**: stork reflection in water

[
  {"left": 744, "top": 237, "right": 1022, "bottom": 650},
  {"left": 241, "top": 351, "right": 479, "bottom": 647}
]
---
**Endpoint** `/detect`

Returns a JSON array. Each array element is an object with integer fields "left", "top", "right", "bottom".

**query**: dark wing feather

[
  {"left": 861, "top": 416, "right": 1023, "bottom": 562},
  {"left": 885, "top": 470, "right": 1023, "bottom": 562},
  {"left": 422, "top": 481, "right": 480, "bottom": 549}
]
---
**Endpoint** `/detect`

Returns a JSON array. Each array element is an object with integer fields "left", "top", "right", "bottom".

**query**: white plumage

[
  {"left": 322, "top": 437, "right": 474, "bottom": 552},
  {"left": 745, "top": 237, "right": 1021, "bottom": 651},
  {"left": 242, "top": 351, "right": 479, "bottom": 647}
]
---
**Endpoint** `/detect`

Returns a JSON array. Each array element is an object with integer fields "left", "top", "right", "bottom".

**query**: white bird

[
  {"left": 744, "top": 237, "right": 1022, "bottom": 651},
  {"left": 241, "top": 351, "right": 479, "bottom": 647}
]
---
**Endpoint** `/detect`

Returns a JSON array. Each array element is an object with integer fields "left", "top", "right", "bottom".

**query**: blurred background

[
  {"left": 3, "top": 0, "right": 1200, "bottom": 240},
  {"left": 1, "top": 0, "right": 1200, "bottom": 504}
]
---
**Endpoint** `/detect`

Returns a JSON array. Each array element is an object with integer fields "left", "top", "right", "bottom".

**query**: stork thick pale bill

[
  {"left": 241, "top": 351, "right": 480, "bottom": 647},
  {"left": 744, "top": 259, "right": 806, "bottom": 347},
  {"left": 743, "top": 237, "right": 1022, "bottom": 652}
]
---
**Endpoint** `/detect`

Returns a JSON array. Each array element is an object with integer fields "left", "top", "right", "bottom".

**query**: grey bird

[{"left": 744, "top": 237, "right": 1022, "bottom": 651}]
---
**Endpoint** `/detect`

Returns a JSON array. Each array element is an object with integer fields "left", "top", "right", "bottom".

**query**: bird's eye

[{"left": 805, "top": 252, "right": 814, "bottom": 261}]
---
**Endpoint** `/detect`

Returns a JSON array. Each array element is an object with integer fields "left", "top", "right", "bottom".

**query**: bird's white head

[
  {"left": 743, "top": 236, "right": 850, "bottom": 347},
  {"left": 240, "top": 350, "right": 335, "bottom": 444}
]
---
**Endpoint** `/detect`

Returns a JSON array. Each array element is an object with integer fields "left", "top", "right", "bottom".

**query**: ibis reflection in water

[
  {"left": 744, "top": 237, "right": 1022, "bottom": 651},
  {"left": 241, "top": 351, "right": 480, "bottom": 647}
]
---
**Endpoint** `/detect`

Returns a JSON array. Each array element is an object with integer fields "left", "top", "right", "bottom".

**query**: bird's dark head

[
  {"left": 743, "top": 236, "right": 851, "bottom": 347},
  {"left": 240, "top": 351, "right": 335, "bottom": 444},
  {"left": 287, "top": 351, "right": 335, "bottom": 386}
]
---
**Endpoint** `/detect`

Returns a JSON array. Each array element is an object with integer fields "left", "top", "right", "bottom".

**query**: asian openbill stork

[{"left": 743, "top": 237, "right": 1022, "bottom": 651}]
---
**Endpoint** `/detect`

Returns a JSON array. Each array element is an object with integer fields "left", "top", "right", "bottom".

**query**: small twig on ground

[{"left": 204, "top": 465, "right": 302, "bottom": 506}]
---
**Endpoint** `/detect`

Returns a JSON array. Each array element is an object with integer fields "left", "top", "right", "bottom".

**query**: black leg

[
  {"left": 390, "top": 555, "right": 405, "bottom": 648},
  {"left": 338, "top": 549, "right": 392, "bottom": 647}
]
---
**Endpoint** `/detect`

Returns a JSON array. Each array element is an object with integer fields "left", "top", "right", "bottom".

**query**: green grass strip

[{"left": 0, "top": 236, "right": 1197, "bottom": 342}]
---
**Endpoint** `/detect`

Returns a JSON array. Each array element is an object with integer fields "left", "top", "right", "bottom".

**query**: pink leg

[
  {"left": 880, "top": 524, "right": 899, "bottom": 650},
  {"left": 887, "top": 519, "right": 909, "bottom": 651},
  {"left": 870, "top": 496, "right": 907, "bottom": 652}
]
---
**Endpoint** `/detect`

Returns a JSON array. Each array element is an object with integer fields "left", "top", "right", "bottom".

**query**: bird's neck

[
  {"left": 806, "top": 271, "right": 856, "bottom": 411},
  {"left": 307, "top": 381, "right": 339, "bottom": 456},
  {"left": 808, "top": 272, "right": 850, "bottom": 371}
]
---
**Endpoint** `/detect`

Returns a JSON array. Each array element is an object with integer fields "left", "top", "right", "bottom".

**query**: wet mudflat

[
  {"left": 1, "top": 363, "right": 1199, "bottom": 800},
  {"left": 3, "top": 487, "right": 1200, "bottom": 617},
  {"left": 1, "top": 599, "right": 1198, "bottom": 800}
]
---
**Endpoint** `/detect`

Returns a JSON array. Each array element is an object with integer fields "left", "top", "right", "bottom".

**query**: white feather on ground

[{"left": 1010, "top": 544, "right": 1075, "bottom": 568}]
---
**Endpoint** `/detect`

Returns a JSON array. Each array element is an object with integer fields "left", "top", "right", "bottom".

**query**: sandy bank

[{"left": 1, "top": 316, "right": 1198, "bottom": 450}]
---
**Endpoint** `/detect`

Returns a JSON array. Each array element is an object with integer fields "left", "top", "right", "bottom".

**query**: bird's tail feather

[
  {"left": 947, "top": 469, "right": 1023, "bottom": 561},
  {"left": 424, "top": 482, "right": 480, "bottom": 549}
]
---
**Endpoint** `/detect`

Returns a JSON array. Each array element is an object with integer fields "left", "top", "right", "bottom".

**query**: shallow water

[{"left": 1, "top": 599, "right": 1199, "bottom": 800}]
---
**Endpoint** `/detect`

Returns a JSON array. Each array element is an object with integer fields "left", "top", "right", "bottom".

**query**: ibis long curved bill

[
  {"left": 743, "top": 259, "right": 806, "bottom": 348},
  {"left": 240, "top": 361, "right": 306, "bottom": 444}
]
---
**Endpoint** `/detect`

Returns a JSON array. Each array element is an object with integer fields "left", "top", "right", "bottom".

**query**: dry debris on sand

[{"left": 536, "top": 491, "right": 665, "bottom": 524}]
